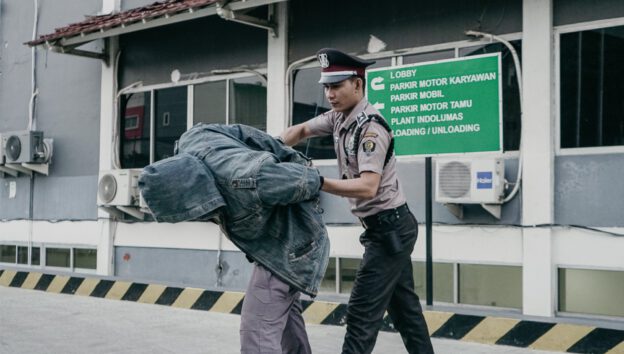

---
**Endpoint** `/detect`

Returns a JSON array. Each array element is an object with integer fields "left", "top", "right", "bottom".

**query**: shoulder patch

[
  {"left": 362, "top": 140, "right": 376, "bottom": 154},
  {"left": 356, "top": 112, "right": 369, "bottom": 128}
]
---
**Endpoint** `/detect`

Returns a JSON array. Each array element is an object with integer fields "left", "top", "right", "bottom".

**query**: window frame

[
  {"left": 120, "top": 69, "right": 267, "bottom": 165},
  {"left": 290, "top": 33, "right": 523, "bottom": 163},
  {"left": 318, "top": 256, "right": 523, "bottom": 311},
  {"left": 0, "top": 243, "right": 96, "bottom": 274},
  {"left": 554, "top": 17, "right": 624, "bottom": 156},
  {"left": 556, "top": 264, "right": 624, "bottom": 320}
]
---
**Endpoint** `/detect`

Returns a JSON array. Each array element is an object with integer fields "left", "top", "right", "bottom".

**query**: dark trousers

[
  {"left": 342, "top": 211, "right": 434, "bottom": 354},
  {"left": 240, "top": 264, "right": 311, "bottom": 354}
]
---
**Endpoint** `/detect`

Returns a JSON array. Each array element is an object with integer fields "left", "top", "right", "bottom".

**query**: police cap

[{"left": 316, "top": 48, "right": 375, "bottom": 84}]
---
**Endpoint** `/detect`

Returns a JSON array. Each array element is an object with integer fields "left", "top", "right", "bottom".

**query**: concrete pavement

[{"left": 0, "top": 286, "right": 561, "bottom": 354}]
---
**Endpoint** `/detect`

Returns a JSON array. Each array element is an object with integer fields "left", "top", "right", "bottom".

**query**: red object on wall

[{"left": 124, "top": 106, "right": 144, "bottom": 140}]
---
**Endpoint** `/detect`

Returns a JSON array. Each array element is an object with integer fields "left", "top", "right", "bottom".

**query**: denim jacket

[{"left": 138, "top": 124, "right": 329, "bottom": 297}]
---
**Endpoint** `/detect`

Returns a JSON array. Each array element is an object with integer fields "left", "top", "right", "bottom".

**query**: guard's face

[{"left": 323, "top": 78, "right": 361, "bottom": 113}]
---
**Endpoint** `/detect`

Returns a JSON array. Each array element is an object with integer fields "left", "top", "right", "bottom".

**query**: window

[
  {"left": 412, "top": 261, "right": 455, "bottom": 303},
  {"left": 458, "top": 264, "right": 522, "bottom": 309},
  {"left": 559, "top": 268, "right": 624, "bottom": 317},
  {"left": 402, "top": 50, "right": 455, "bottom": 65},
  {"left": 229, "top": 76, "right": 267, "bottom": 131},
  {"left": 121, "top": 74, "right": 267, "bottom": 169},
  {"left": 46, "top": 248, "right": 70, "bottom": 268},
  {"left": 155, "top": 87, "right": 187, "bottom": 162},
  {"left": 194, "top": 76, "right": 267, "bottom": 129},
  {"left": 121, "top": 91, "right": 151, "bottom": 168},
  {"left": 339, "top": 258, "right": 361, "bottom": 293},
  {"left": 560, "top": 25, "right": 624, "bottom": 148},
  {"left": 120, "top": 86, "right": 188, "bottom": 168},
  {"left": 74, "top": 248, "right": 97, "bottom": 270},
  {"left": 0, "top": 245, "right": 16, "bottom": 263},
  {"left": 17, "top": 246, "right": 28, "bottom": 264},
  {"left": 31, "top": 247, "right": 40, "bottom": 266},
  {"left": 194, "top": 81, "right": 227, "bottom": 125},
  {"left": 319, "top": 257, "right": 337, "bottom": 292},
  {"left": 460, "top": 40, "right": 522, "bottom": 151}
]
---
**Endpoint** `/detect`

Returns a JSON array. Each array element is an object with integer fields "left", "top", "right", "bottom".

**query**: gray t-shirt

[{"left": 306, "top": 98, "right": 407, "bottom": 218}]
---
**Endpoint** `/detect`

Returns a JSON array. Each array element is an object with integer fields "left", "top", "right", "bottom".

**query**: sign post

[{"left": 366, "top": 53, "right": 503, "bottom": 305}]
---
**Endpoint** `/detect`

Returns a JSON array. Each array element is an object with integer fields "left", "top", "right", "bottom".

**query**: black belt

[{"left": 360, "top": 204, "right": 410, "bottom": 229}]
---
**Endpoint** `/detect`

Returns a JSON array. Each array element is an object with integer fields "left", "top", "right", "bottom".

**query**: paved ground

[{"left": 0, "top": 286, "right": 560, "bottom": 354}]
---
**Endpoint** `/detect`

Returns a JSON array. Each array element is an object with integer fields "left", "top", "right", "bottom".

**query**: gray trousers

[{"left": 240, "top": 264, "right": 312, "bottom": 354}]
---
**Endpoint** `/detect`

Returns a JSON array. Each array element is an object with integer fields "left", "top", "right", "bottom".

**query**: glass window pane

[
  {"left": 31, "top": 247, "right": 40, "bottom": 266},
  {"left": 460, "top": 41, "right": 522, "bottom": 151},
  {"left": 560, "top": 26, "right": 624, "bottom": 148},
  {"left": 194, "top": 81, "right": 227, "bottom": 125},
  {"left": 292, "top": 67, "right": 333, "bottom": 159},
  {"left": 0, "top": 245, "right": 16, "bottom": 263},
  {"left": 339, "top": 258, "right": 361, "bottom": 293},
  {"left": 229, "top": 76, "right": 267, "bottom": 131},
  {"left": 74, "top": 248, "right": 97, "bottom": 270},
  {"left": 17, "top": 246, "right": 28, "bottom": 264},
  {"left": 120, "top": 92, "right": 151, "bottom": 168},
  {"left": 45, "top": 248, "right": 70, "bottom": 268},
  {"left": 412, "top": 261, "right": 454, "bottom": 303},
  {"left": 319, "top": 257, "right": 337, "bottom": 293},
  {"left": 459, "top": 264, "right": 522, "bottom": 309},
  {"left": 559, "top": 268, "right": 624, "bottom": 317},
  {"left": 368, "top": 58, "right": 392, "bottom": 70},
  {"left": 403, "top": 50, "right": 455, "bottom": 65},
  {"left": 155, "top": 87, "right": 188, "bottom": 162}
]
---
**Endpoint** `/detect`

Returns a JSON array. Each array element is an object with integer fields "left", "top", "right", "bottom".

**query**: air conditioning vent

[
  {"left": 435, "top": 158, "right": 505, "bottom": 204},
  {"left": 1, "top": 131, "right": 50, "bottom": 164},
  {"left": 97, "top": 169, "right": 142, "bottom": 206},
  {"left": 98, "top": 174, "right": 118, "bottom": 204},
  {"left": 438, "top": 161, "right": 471, "bottom": 199}
]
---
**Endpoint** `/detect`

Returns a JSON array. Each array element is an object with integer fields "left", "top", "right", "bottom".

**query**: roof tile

[{"left": 28, "top": 0, "right": 218, "bottom": 46}]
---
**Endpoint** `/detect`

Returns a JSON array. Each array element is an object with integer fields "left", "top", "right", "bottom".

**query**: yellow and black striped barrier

[{"left": 1, "top": 269, "right": 622, "bottom": 353}]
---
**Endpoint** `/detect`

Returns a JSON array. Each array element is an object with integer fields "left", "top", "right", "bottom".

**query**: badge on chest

[{"left": 346, "top": 134, "right": 357, "bottom": 155}]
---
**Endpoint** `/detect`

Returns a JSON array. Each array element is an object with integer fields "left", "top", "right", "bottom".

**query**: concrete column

[
  {"left": 521, "top": 0, "right": 556, "bottom": 317},
  {"left": 265, "top": 2, "right": 288, "bottom": 136},
  {"left": 97, "top": 0, "right": 121, "bottom": 276}
]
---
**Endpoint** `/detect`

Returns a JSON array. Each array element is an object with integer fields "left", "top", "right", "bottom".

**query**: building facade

[{"left": 1, "top": 0, "right": 623, "bottom": 321}]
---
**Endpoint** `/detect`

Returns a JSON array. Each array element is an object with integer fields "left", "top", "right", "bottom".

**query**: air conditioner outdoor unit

[
  {"left": 1, "top": 130, "right": 51, "bottom": 164},
  {"left": 97, "top": 169, "right": 142, "bottom": 207},
  {"left": 435, "top": 157, "right": 505, "bottom": 204}
]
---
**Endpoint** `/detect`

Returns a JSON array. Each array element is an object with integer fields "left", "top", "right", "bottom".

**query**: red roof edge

[{"left": 27, "top": 0, "right": 218, "bottom": 46}]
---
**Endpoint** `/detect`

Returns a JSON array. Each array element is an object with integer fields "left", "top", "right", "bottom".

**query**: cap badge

[{"left": 318, "top": 53, "right": 329, "bottom": 68}]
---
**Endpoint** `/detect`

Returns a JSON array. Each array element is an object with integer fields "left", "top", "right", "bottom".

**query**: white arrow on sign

[
  {"left": 373, "top": 102, "right": 385, "bottom": 110},
  {"left": 371, "top": 77, "right": 385, "bottom": 91}
]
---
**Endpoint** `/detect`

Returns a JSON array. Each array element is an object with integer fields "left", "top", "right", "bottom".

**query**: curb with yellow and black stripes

[{"left": 1, "top": 268, "right": 622, "bottom": 353}]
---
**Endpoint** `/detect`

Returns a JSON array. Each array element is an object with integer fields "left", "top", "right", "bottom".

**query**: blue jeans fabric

[{"left": 139, "top": 124, "right": 330, "bottom": 297}]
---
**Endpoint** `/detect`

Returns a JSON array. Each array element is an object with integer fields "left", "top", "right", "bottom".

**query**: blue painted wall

[{"left": 0, "top": 0, "right": 102, "bottom": 220}]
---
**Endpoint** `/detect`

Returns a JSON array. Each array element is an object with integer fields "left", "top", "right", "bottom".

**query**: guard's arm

[
  {"left": 321, "top": 171, "right": 381, "bottom": 200},
  {"left": 280, "top": 122, "right": 314, "bottom": 146}
]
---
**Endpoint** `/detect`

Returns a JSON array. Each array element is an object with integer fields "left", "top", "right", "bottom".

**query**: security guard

[{"left": 280, "top": 48, "right": 434, "bottom": 354}]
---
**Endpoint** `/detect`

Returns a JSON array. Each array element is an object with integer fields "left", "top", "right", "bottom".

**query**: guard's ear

[{"left": 353, "top": 76, "right": 364, "bottom": 91}]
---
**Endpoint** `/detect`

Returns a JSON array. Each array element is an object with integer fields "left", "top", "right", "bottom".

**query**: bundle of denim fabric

[{"left": 138, "top": 123, "right": 329, "bottom": 296}]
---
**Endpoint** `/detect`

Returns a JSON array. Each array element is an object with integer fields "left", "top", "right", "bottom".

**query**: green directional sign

[{"left": 366, "top": 53, "right": 502, "bottom": 156}]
